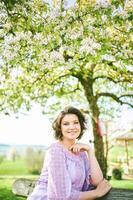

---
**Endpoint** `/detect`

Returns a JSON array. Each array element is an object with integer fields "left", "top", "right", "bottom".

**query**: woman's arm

[
  {"left": 86, "top": 147, "right": 103, "bottom": 185},
  {"left": 70, "top": 143, "right": 103, "bottom": 185},
  {"left": 80, "top": 179, "right": 111, "bottom": 200},
  {"left": 70, "top": 143, "right": 111, "bottom": 200}
]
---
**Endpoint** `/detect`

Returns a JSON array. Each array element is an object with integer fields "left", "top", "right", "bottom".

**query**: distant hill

[
  {"left": 0, "top": 144, "right": 48, "bottom": 156},
  {"left": 0, "top": 144, "right": 11, "bottom": 156}
]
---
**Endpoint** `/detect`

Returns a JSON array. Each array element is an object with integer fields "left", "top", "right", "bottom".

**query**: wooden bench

[{"left": 12, "top": 178, "right": 133, "bottom": 200}]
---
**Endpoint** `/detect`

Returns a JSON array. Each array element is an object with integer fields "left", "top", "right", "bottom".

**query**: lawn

[
  {"left": 110, "top": 179, "right": 133, "bottom": 190},
  {"left": 0, "top": 158, "right": 28, "bottom": 175},
  {"left": 0, "top": 178, "right": 25, "bottom": 200}
]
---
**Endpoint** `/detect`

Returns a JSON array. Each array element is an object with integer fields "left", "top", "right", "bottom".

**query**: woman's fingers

[
  {"left": 69, "top": 143, "right": 89, "bottom": 153},
  {"left": 69, "top": 145, "right": 81, "bottom": 153}
]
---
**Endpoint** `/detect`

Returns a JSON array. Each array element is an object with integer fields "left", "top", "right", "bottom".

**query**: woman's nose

[{"left": 69, "top": 124, "right": 75, "bottom": 129}]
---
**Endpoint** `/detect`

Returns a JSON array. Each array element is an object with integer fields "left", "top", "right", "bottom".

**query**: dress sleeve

[{"left": 47, "top": 145, "right": 80, "bottom": 200}]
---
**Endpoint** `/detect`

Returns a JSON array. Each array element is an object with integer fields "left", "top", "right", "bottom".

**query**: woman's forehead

[{"left": 62, "top": 114, "right": 79, "bottom": 122}]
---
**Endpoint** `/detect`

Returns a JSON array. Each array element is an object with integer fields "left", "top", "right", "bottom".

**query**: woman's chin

[{"left": 67, "top": 136, "right": 77, "bottom": 140}]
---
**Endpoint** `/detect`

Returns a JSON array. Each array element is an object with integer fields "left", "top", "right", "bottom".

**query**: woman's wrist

[
  {"left": 86, "top": 145, "right": 94, "bottom": 156},
  {"left": 80, "top": 189, "right": 99, "bottom": 200},
  {"left": 95, "top": 188, "right": 101, "bottom": 198}
]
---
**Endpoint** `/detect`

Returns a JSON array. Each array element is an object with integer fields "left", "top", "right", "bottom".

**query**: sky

[{"left": 0, "top": 105, "right": 55, "bottom": 145}]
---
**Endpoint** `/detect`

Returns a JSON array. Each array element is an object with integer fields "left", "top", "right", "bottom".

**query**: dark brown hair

[{"left": 52, "top": 106, "right": 87, "bottom": 140}]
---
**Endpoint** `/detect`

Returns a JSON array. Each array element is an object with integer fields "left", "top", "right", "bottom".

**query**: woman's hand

[
  {"left": 69, "top": 143, "right": 89, "bottom": 153},
  {"left": 95, "top": 179, "right": 112, "bottom": 198}
]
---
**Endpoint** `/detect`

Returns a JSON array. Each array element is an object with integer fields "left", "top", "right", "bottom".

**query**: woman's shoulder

[
  {"left": 46, "top": 142, "right": 66, "bottom": 161},
  {"left": 48, "top": 142, "right": 63, "bottom": 153}
]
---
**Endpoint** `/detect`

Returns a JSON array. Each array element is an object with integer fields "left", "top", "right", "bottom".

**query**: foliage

[
  {"left": 108, "top": 146, "right": 133, "bottom": 163},
  {"left": 0, "top": 155, "right": 5, "bottom": 165},
  {"left": 112, "top": 168, "right": 123, "bottom": 180},
  {"left": 25, "top": 147, "right": 44, "bottom": 174},
  {"left": 8, "top": 147, "right": 20, "bottom": 162}
]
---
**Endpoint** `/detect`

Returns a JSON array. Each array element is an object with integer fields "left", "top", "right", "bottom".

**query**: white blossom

[
  {"left": 50, "top": 1, "right": 62, "bottom": 20},
  {"left": 40, "top": 50, "right": 50, "bottom": 60},
  {"left": 101, "top": 15, "right": 107, "bottom": 22},
  {"left": 69, "top": 26, "right": 83, "bottom": 40},
  {"left": 96, "top": 0, "right": 111, "bottom": 8},
  {"left": 79, "top": 37, "right": 101, "bottom": 55},
  {"left": 4, "top": 32, "right": 32, "bottom": 46},
  {"left": 50, "top": 50, "right": 64, "bottom": 61},
  {"left": 101, "top": 54, "right": 116, "bottom": 62},
  {"left": 88, "top": 25, "right": 95, "bottom": 32},
  {"left": 112, "top": 5, "right": 126, "bottom": 17},
  {"left": 0, "top": 56, "right": 4, "bottom": 67},
  {"left": 34, "top": 33, "right": 43, "bottom": 40},
  {"left": 62, "top": 11, "right": 67, "bottom": 17},
  {"left": 124, "top": 0, "right": 133, "bottom": 12},
  {"left": 10, "top": 68, "right": 24, "bottom": 80},
  {"left": 126, "top": 65, "right": 133, "bottom": 72},
  {"left": 2, "top": 48, "right": 18, "bottom": 61}
]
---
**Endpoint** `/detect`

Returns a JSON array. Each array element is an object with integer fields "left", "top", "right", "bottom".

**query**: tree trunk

[
  {"left": 91, "top": 104, "right": 107, "bottom": 178},
  {"left": 80, "top": 77, "right": 107, "bottom": 177}
]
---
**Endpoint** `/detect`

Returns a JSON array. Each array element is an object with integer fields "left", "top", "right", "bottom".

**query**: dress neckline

[{"left": 55, "top": 142, "right": 83, "bottom": 161}]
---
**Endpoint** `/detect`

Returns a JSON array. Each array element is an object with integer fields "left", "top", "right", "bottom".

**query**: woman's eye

[
  {"left": 63, "top": 123, "right": 69, "bottom": 125},
  {"left": 74, "top": 121, "right": 79, "bottom": 124},
  {"left": 62, "top": 121, "right": 79, "bottom": 125}
]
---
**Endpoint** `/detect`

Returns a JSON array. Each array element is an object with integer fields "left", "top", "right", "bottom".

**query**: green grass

[
  {"left": 110, "top": 179, "right": 133, "bottom": 190},
  {"left": 0, "top": 178, "right": 26, "bottom": 200},
  {"left": 0, "top": 159, "right": 28, "bottom": 175},
  {"left": 0, "top": 175, "right": 38, "bottom": 200}
]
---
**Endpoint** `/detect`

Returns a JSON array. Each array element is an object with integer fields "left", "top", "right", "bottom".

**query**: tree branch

[
  {"left": 114, "top": 26, "right": 129, "bottom": 35},
  {"left": 50, "top": 73, "right": 71, "bottom": 85},
  {"left": 119, "top": 94, "right": 133, "bottom": 98},
  {"left": 96, "top": 92, "right": 133, "bottom": 108},
  {"left": 93, "top": 75, "right": 133, "bottom": 83}
]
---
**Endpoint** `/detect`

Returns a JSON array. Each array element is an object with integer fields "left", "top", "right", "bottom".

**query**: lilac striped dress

[{"left": 27, "top": 142, "right": 91, "bottom": 200}]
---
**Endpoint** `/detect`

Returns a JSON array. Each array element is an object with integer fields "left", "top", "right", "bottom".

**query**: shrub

[
  {"left": 112, "top": 168, "right": 123, "bottom": 180},
  {"left": 25, "top": 147, "right": 45, "bottom": 175},
  {"left": 0, "top": 155, "right": 5, "bottom": 164},
  {"left": 7, "top": 147, "right": 20, "bottom": 161}
]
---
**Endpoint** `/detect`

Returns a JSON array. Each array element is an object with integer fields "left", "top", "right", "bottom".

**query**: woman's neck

[{"left": 59, "top": 139, "right": 75, "bottom": 149}]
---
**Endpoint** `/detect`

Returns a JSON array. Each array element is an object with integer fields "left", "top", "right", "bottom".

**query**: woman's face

[{"left": 61, "top": 114, "right": 81, "bottom": 141}]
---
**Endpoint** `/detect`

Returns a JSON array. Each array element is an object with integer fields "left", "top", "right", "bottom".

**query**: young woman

[{"left": 27, "top": 106, "right": 111, "bottom": 200}]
